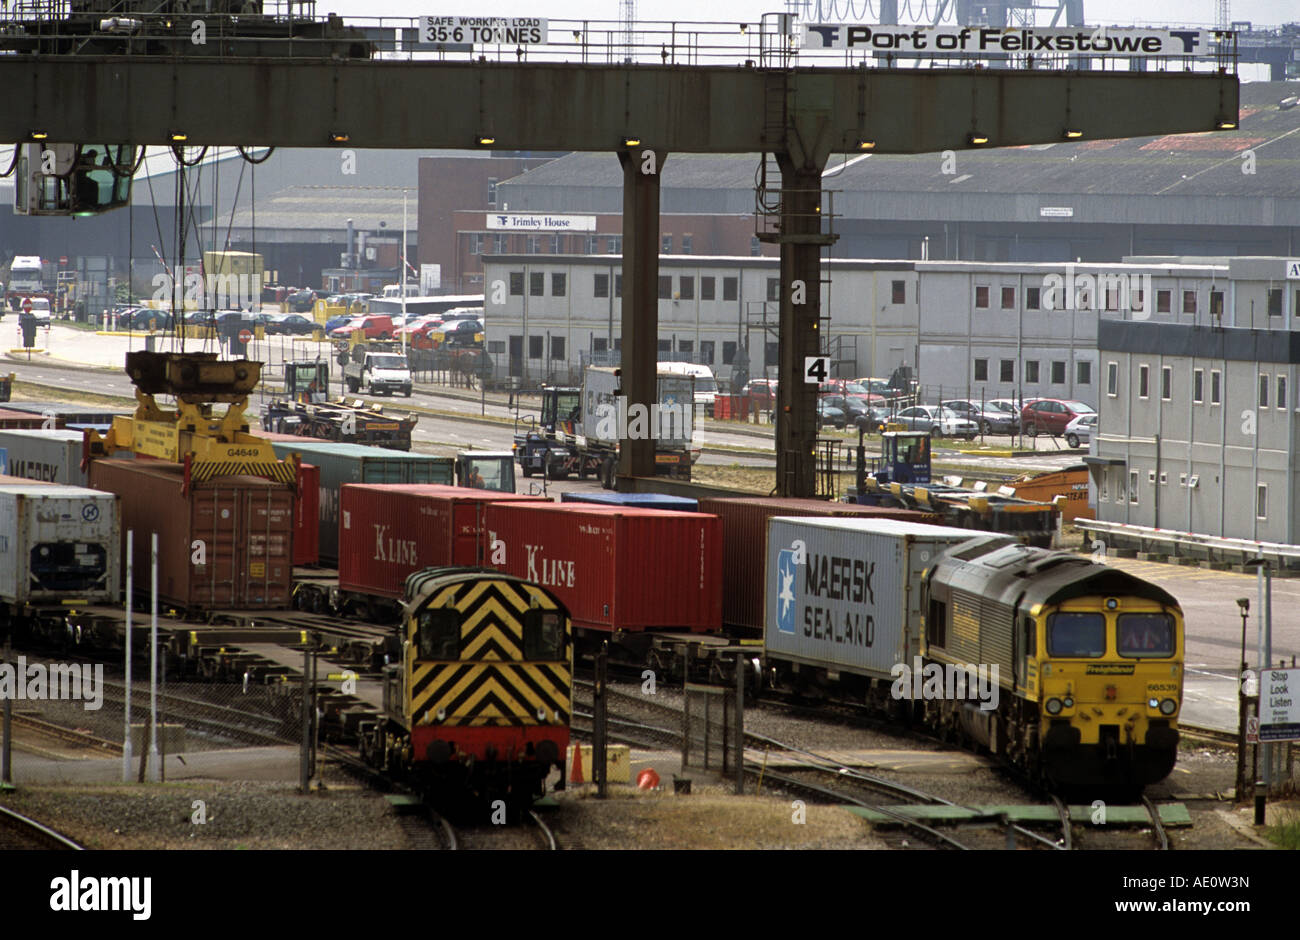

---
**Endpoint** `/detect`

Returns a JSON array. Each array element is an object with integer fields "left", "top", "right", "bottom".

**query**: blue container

[{"left": 559, "top": 491, "right": 698, "bottom": 512}]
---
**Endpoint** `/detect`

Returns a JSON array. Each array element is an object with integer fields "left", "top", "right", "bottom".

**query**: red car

[
  {"left": 1020, "top": 398, "right": 1096, "bottom": 437},
  {"left": 328, "top": 315, "right": 396, "bottom": 340},
  {"left": 394, "top": 317, "right": 443, "bottom": 349}
]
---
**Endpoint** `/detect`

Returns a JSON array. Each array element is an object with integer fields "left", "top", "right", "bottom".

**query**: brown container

[
  {"left": 88, "top": 458, "right": 295, "bottom": 610},
  {"left": 695, "top": 497, "right": 943, "bottom": 634}
]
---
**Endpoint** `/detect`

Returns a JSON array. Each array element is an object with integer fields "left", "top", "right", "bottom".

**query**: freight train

[{"left": 357, "top": 567, "right": 572, "bottom": 813}]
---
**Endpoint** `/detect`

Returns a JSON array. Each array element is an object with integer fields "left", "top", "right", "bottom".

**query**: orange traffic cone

[{"left": 569, "top": 744, "right": 585, "bottom": 784}]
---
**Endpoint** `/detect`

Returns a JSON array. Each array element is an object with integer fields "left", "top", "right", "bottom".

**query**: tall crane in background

[{"left": 621, "top": 0, "right": 636, "bottom": 63}]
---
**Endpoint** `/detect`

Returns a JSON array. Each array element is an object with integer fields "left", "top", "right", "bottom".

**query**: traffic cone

[{"left": 569, "top": 744, "right": 584, "bottom": 784}]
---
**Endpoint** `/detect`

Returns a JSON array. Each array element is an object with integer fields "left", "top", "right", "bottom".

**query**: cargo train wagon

[
  {"left": 358, "top": 567, "right": 572, "bottom": 814},
  {"left": 763, "top": 516, "right": 1184, "bottom": 791}
]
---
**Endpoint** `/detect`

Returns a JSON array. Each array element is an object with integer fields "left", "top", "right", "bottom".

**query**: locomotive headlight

[
  {"left": 1106, "top": 598, "right": 1119, "bottom": 610},
  {"left": 1045, "top": 698, "right": 1064, "bottom": 716},
  {"left": 1148, "top": 698, "right": 1160, "bottom": 708},
  {"left": 1063, "top": 697, "right": 1074, "bottom": 709},
  {"left": 436, "top": 707, "right": 447, "bottom": 723},
  {"left": 1159, "top": 698, "right": 1178, "bottom": 715},
  {"left": 536, "top": 706, "right": 548, "bottom": 721}
]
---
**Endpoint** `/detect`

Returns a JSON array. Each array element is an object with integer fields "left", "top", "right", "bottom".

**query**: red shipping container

[
  {"left": 695, "top": 496, "right": 943, "bottom": 634},
  {"left": 482, "top": 502, "right": 722, "bottom": 633},
  {"left": 294, "top": 462, "right": 320, "bottom": 565},
  {"left": 88, "top": 459, "right": 295, "bottom": 610},
  {"left": 338, "top": 484, "right": 548, "bottom": 599}
]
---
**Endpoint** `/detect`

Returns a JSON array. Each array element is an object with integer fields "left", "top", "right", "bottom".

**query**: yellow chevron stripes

[
  {"left": 191, "top": 459, "right": 295, "bottom": 485},
  {"left": 411, "top": 663, "right": 570, "bottom": 727}
]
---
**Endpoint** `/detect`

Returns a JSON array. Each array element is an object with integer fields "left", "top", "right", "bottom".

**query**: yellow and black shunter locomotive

[
  {"left": 921, "top": 537, "right": 1183, "bottom": 790},
  {"left": 359, "top": 567, "right": 572, "bottom": 810}
]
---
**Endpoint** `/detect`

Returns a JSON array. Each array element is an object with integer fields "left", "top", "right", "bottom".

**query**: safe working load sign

[{"left": 422, "top": 16, "right": 547, "bottom": 45}]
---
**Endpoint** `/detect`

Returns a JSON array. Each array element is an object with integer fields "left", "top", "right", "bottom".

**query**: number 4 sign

[{"left": 804, "top": 356, "right": 829, "bottom": 383}]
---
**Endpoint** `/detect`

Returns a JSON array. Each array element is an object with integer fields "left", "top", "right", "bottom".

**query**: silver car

[
  {"left": 893, "top": 405, "right": 979, "bottom": 440},
  {"left": 1064, "top": 413, "right": 1097, "bottom": 449}
]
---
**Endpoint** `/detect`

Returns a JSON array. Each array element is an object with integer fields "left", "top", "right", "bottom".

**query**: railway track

[{"left": 0, "top": 803, "right": 84, "bottom": 850}]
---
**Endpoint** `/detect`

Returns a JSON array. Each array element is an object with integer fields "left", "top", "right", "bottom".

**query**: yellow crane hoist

[{"left": 84, "top": 351, "right": 296, "bottom": 488}]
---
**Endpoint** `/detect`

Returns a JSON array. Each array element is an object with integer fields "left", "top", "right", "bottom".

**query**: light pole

[{"left": 1235, "top": 597, "right": 1250, "bottom": 801}]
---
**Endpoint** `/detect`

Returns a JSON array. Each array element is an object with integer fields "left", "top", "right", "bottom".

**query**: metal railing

[
  {"left": 0, "top": 11, "right": 1239, "bottom": 73},
  {"left": 1076, "top": 518, "right": 1300, "bottom": 570}
]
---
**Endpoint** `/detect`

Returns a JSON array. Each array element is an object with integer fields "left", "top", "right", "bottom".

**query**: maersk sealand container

[
  {"left": 266, "top": 441, "right": 454, "bottom": 564},
  {"left": 0, "top": 483, "right": 120, "bottom": 605},
  {"left": 764, "top": 517, "right": 974, "bottom": 679}
]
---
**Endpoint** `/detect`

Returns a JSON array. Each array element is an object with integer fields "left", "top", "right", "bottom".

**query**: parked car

[
  {"left": 24, "top": 297, "right": 52, "bottom": 326},
  {"left": 329, "top": 315, "right": 396, "bottom": 340},
  {"left": 1020, "top": 398, "right": 1097, "bottom": 437},
  {"left": 817, "top": 400, "right": 846, "bottom": 429},
  {"left": 286, "top": 289, "right": 317, "bottom": 313},
  {"left": 892, "top": 405, "right": 979, "bottom": 439},
  {"left": 124, "top": 307, "right": 173, "bottom": 331},
  {"left": 267, "top": 313, "right": 321, "bottom": 336},
  {"left": 859, "top": 404, "right": 894, "bottom": 433},
  {"left": 436, "top": 318, "right": 484, "bottom": 348},
  {"left": 1064, "top": 412, "right": 1097, "bottom": 449},
  {"left": 819, "top": 393, "right": 872, "bottom": 424},
  {"left": 943, "top": 399, "right": 1020, "bottom": 435},
  {"left": 741, "top": 379, "right": 778, "bottom": 407},
  {"left": 323, "top": 314, "right": 354, "bottom": 334}
]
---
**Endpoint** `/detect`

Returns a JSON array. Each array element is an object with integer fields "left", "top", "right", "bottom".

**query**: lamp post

[{"left": 1235, "top": 597, "right": 1250, "bottom": 801}]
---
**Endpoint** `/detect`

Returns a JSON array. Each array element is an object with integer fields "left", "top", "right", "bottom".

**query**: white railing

[{"left": 1077, "top": 518, "right": 1300, "bottom": 565}]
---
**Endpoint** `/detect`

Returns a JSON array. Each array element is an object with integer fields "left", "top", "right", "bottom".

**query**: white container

[
  {"left": 0, "top": 429, "right": 89, "bottom": 486},
  {"left": 764, "top": 516, "right": 974, "bottom": 679},
  {"left": 0, "top": 484, "right": 120, "bottom": 604}
]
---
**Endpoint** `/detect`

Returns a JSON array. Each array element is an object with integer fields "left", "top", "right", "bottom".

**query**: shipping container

[
  {"left": 266, "top": 441, "right": 454, "bottom": 563},
  {"left": 88, "top": 459, "right": 295, "bottom": 610},
  {"left": 483, "top": 502, "right": 722, "bottom": 633},
  {"left": 339, "top": 484, "right": 548, "bottom": 599},
  {"left": 559, "top": 492, "right": 698, "bottom": 512},
  {"left": 696, "top": 496, "right": 942, "bottom": 634},
  {"left": 0, "top": 483, "right": 120, "bottom": 605},
  {"left": 0, "top": 408, "right": 57, "bottom": 430},
  {"left": 764, "top": 517, "right": 976, "bottom": 679},
  {"left": 0, "top": 429, "right": 96, "bottom": 486},
  {"left": 295, "top": 462, "right": 320, "bottom": 566},
  {"left": 0, "top": 402, "right": 129, "bottom": 428}
]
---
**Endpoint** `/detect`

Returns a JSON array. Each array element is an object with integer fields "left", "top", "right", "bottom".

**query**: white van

[
  {"left": 657, "top": 361, "right": 718, "bottom": 416},
  {"left": 25, "top": 297, "right": 51, "bottom": 325}
]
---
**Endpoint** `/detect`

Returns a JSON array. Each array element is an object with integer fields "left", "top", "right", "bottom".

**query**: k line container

[
  {"left": 764, "top": 517, "right": 976, "bottom": 679},
  {"left": 696, "top": 496, "right": 942, "bottom": 634},
  {"left": 266, "top": 441, "right": 454, "bottom": 564},
  {"left": 88, "top": 459, "right": 295, "bottom": 610},
  {"left": 559, "top": 491, "right": 698, "bottom": 512},
  {"left": 338, "top": 484, "right": 547, "bottom": 599},
  {"left": 0, "top": 484, "right": 120, "bottom": 605},
  {"left": 482, "top": 502, "right": 722, "bottom": 633}
]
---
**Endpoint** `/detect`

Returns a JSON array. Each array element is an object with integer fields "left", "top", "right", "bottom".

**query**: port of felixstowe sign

[
  {"left": 802, "top": 25, "right": 1215, "bottom": 57},
  {"left": 487, "top": 213, "right": 597, "bottom": 232},
  {"left": 421, "top": 16, "right": 547, "bottom": 45}
]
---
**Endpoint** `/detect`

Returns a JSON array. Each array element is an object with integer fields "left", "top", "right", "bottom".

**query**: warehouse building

[{"left": 1090, "top": 256, "right": 1300, "bottom": 545}]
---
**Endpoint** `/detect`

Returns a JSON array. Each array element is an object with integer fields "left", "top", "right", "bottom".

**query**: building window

[
  {"left": 765, "top": 341, "right": 779, "bottom": 368},
  {"left": 1182, "top": 290, "right": 1197, "bottom": 314},
  {"left": 594, "top": 273, "right": 609, "bottom": 298},
  {"left": 975, "top": 285, "right": 990, "bottom": 309},
  {"left": 526, "top": 235, "right": 540, "bottom": 254},
  {"left": 1160, "top": 366, "right": 1172, "bottom": 400},
  {"left": 550, "top": 336, "right": 566, "bottom": 360},
  {"left": 1193, "top": 369, "right": 1204, "bottom": 403},
  {"left": 528, "top": 335, "right": 543, "bottom": 359},
  {"left": 1025, "top": 286, "right": 1040, "bottom": 310},
  {"left": 1278, "top": 375, "right": 1288, "bottom": 410},
  {"left": 1157, "top": 289, "right": 1171, "bottom": 313},
  {"left": 1025, "top": 360, "right": 1040, "bottom": 383},
  {"left": 486, "top": 178, "right": 498, "bottom": 208},
  {"left": 1138, "top": 364, "right": 1150, "bottom": 399},
  {"left": 722, "top": 341, "right": 737, "bottom": 365},
  {"left": 1295, "top": 289, "right": 1300, "bottom": 319},
  {"left": 585, "top": 235, "right": 599, "bottom": 254},
  {"left": 469, "top": 233, "right": 485, "bottom": 255},
  {"left": 679, "top": 276, "right": 694, "bottom": 301},
  {"left": 1129, "top": 470, "right": 1139, "bottom": 505},
  {"left": 1210, "top": 290, "right": 1224, "bottom": 317},
  {"left": 1107, "top": 362, "right": 1119, "bottom": 397},
  {"left": 1116, "top": 471, "right": 1126, "bottom": 504},
  {"left": 677, "top": 340, "right": 693, "bottom": 355},
  {"left": 892, "top": 280, "right": 906, "bottom": 304},
  {"left": 1100, "top": 472, "right": 1108, "bottom": 502},
  {"left": 551, "top": 273, "right": 566, "bottom": 297},
  {"left": 1268, "top": 288, "right": 1283, "bottom": 317},
  {"left": 701, "top": 277, "right": 715, "bottom": 301},
  {"left": 1077, "top": 361, "right": 1092, "bottom": 385},
  {"left": 658, "top": 276, "right": 672, "bottom": 299},
  {"left": 974, "top": 359, "right": 989, "bottom": 382},
  {"left": 549, "top": 235, "right": 561, "bottom": 254},
  {"left": 509, "top": 272, "right": 524, "bottom": 296},
  {"left": 750, "top": 236, "right": 761, "bottom": 256},
  {"left": 699, "top": 341, "right": 714, "bottom": 364},
  {"left": 593, "top": 337, "right": 607, "bottom": 354},
  {"left": 1001, "top": 286, "right": 1016, "bottom": 310},
  {"left": 681, "top": 235, "right": 693, "bottom": 255},
  {"left": 1075, "top": 283, "right": 1092, "bottom": 310},
  {"left": 615, "top": 274, "right": 623, "bottom": 298},
  {"left": 613, "top": 337, "right": 622, "bottom": 351},
  {"left": 493, "top": 233, "right": 509, "bottom": 254},
  {"left": 529, "top": 272, "right": 544, "bottom": 296},
  {"left": 1051, "top": 361, "right": 1066, "bottom": 385},
  {"left": 999, "top": 359, "right": 1014, "bottom": 382},
  {"left": 1259, "top": 373, "right": 1269, "bottom": 408},
  {"left": 766, "top": 278, "right": 780, "bottom": 302},
  {"left": 1104, "top": 285, "right": 1120, "bottom": 311},
  {"left": 1211, "top": 369, "right": 1221, "bottom": 405},
  {"left": 657, "top": 338, "right": 671, "bottom": 355},
  {"left": 606, "top": 236, "right": 621, "bottom": 254},
  {"left": 662, "top": 234, "right": 673, "bottom": 254},
  {"left": 1257, "top": 484, "right": 1268, "bottom": 519},
  {"left": 723, "top": 277, "right": 738, "bottom": 301},
  {"left": 1131, "top": 287, "right": 1145, "bottom": 312}
]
